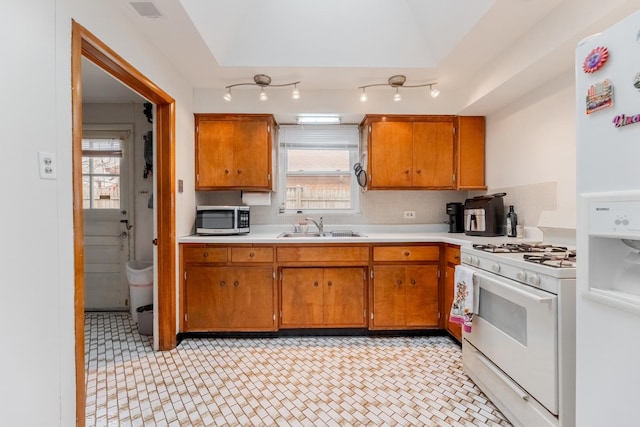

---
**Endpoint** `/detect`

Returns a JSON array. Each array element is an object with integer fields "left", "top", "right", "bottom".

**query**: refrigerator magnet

[
  {"left": 634, "top": 72, "right": 640, "bottom": 90},
  {"left": 586, "top": 79, "right": 613, "bottom": 115},
  {"left": 583, "top": 46, "right": 609, "bottom": 73}
]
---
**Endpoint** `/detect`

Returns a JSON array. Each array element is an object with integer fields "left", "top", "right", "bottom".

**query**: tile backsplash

[
  {"left": 195, "top": 190, "right": 468, "bottom": 226},
  {"left": 194, "top": 181, "right": 557, "bottom": 229}
]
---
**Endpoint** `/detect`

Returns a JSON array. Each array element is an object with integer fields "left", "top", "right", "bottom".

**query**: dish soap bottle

[{"left": 506, "top": 205, "right": 518, "bottom": 237}]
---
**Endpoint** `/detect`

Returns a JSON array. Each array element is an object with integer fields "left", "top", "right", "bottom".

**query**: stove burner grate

[
  {"left": 473, "top": 243, "right": 569, "bottom": 254},
  {"left": 523, "top": 252, "right": 577, "bottom": 268}
]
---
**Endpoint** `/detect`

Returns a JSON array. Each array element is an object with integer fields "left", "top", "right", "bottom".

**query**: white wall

[
  {"left": 1, "top": 1, "right": 194, "bottom": 425},
  {"left": 485, "top": 72, "right": 577, "bottom": 226}
]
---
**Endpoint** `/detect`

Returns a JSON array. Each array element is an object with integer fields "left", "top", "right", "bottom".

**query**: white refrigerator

[{"left": 576, "top": 9, "right": 640, "bottom": 427}]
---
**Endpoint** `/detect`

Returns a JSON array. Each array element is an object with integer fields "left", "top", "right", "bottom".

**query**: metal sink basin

[{"left": 277, "top": 231, "right": 366, "bottom": 238}]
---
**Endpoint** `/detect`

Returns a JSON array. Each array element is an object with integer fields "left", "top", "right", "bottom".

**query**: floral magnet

[
  {"left": 586, "top": 79, "right": 613, "bottom": 114},
  {"left": 583, "top": 46, "right": 609, "bottom": 73}
]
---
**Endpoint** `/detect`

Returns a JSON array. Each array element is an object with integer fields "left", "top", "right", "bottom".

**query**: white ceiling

[{"left": 82, "top": 0, "right": 640, "bottom": 119}]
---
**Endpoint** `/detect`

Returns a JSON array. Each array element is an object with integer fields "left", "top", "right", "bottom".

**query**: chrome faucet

[{"left": 305, "top": 217, "right": 323, "bottom": 234}]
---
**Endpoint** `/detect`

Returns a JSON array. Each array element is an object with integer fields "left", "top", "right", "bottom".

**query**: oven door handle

[
  {"left": 474, "top": 272, "right": 554, "bottom": 306},
  {"left": 471, "top": 345, "right": 530, "bottom": 401}
]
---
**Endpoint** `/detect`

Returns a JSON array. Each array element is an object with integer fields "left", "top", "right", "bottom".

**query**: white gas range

[{"left": 460, "top": 242, "right": 576, "bottom": 427}]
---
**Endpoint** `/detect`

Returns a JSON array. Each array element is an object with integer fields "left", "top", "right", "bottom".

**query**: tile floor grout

[{"left": 85, "top": 312, "right": 512, "bottom": 427}]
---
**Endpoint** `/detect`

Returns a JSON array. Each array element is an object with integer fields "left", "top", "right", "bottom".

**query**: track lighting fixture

[
  {"left": 223, "top": 74, "right": 301, "bottom": 102},
  {"left": 358, "top": 75, "right": 439, "bottom": 102}
]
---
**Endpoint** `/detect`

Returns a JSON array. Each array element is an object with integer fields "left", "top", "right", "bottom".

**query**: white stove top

[{"left": 461, "top": 244, "right": 576, "bottom": 294}]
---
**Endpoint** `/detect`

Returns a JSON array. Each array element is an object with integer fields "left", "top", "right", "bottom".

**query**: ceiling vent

[{"left": 129, "top": 1, "right": 163, "bottom": 18}]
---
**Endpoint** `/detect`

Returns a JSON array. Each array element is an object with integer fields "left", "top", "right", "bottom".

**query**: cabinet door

[
  {"left": 281, "top": 268, "right": 324, "bottom": 327},
  {"left": 232, "top": 120, "right": 271, "bottom": 188},
  {"left": 369, "top": 121, "right": 413, "bottom": 188},
  {"left": 444, "top": 246, "right": 462, "bottom": 340},
  {"left": 227, "top": 267, "right": 275, "bottom": 330},
  {"left": 184, "top": 266, "right": 231, "bottom": 330},
  {"left": 456, "top": 116, "right": 486, "bottom": 190},
  {"left": 196, "top": 120, "right": 236, "bottom": 188},
  {"left": 404, "top": 265, "right": 439, "bottom": 327},
  {"left": 324, "top": 268, "right": 366, "bottom": 327},
  {"left": 413, "top": 121, "right": 454, "bottom": 188},
  {"left": 371, "top": 266, "right": 406, "bottom": 328}
]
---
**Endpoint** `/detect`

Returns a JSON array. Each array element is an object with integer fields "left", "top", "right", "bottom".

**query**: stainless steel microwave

[{"left": 195, "top": 206, "right": 250, "bottom": 235}]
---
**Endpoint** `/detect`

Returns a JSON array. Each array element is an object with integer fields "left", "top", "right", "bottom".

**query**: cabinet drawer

[
  {"left": 373, "top": 245, "right": 439, "bottom": 262},
  {"left": 231, "top": 247, "right": 274, "bottom": 263},
  {"left": 277, "top": 246, "right": 369, "bottom": 263},
  {"left": 445, "top": 246, "right": 461, "bottom": 264},
  {"left": 182, "top": 246, "right": 227, "bottom": 263}
]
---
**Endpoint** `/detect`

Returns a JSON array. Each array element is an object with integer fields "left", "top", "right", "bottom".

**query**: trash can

[
  {"left": 136, "top": 304, "right": 153, "bottom": 336},
  {"left": 125, "top": 260, "right": 153, "bottom": 323}
]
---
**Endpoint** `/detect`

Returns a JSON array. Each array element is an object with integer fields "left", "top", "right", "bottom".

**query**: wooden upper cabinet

[
  {"left": 455, "top": 116, "right": 486, "bottom": 190},
  {"left": 363, "top": 115, "right": 455, "bottom": 190},
  {"left": 195, "top": 113, "right": 276, "bottom": 191},
  {"left": 361, "top": 114, "right": 484, "bottom": 190}
]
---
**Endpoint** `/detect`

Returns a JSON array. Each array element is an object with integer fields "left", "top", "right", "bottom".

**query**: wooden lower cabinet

[
  {"left": 184, "top": 266, "right": 275, "bottom": 331},
  {"left": 281, "top": 267, "right": 366, "bottom": 328},
  {"left": 371, "top": 265, "right": 439, "bottom": 329},
  {"left": 444, "top": 245, "right": 462, "bottom": 341}
]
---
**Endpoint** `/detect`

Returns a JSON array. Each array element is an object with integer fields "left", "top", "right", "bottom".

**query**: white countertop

[{"left": 178, "top": 224, "right": 517, "bottom": 246}]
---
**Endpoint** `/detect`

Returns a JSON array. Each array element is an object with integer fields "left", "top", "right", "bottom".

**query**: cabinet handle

[
  {"left": 219, "top": 280, "right": 226, "bottom": 287},
  {"left": 203, "top": 252, "right": 208, "bottom": 258},
  {"left": 249, "top": 251, "right": 255, "bottom": 258},
  {"left": 234, "top": 280, "right": 239, "bottom": 287},
  {"left": 410, "top": 279, "right": 416, "bottom": 285},
  {"left": 224, "top": 169, "right": 230, "bottom": 174},
  {"left": 397, "top": 279, "right": 402, "bottom": 286},
  {"left": 416, "top": 169, "right": 422, "bottom": 174},
  {"left": 404, "top": 169, "right": 410, "bottom": 174},
  {"left": 404, "top": 251, "right": 410, "bottom": 257},
  {"left": 454, "top": 255, "right": 460, "bottom": 260},
  {"left": 314, "top": 281, "right": 319, "bottom": 287},
  {"left": 328, "top": 281, "right": 332, "bottom": 287},
  {"left": 237, "top": 169, "right": 242, "bottom": 174}
]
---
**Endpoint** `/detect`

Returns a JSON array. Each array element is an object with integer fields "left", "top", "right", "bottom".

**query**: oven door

[{"left": 465, "top": 269, "right": 559, "bottom": 414}]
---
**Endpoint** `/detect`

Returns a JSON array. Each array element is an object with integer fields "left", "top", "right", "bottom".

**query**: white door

[{"left": 83, "top": 125, "right": 134, "bottom": 310}]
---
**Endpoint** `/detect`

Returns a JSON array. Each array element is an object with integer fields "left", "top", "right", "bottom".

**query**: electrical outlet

[
  {"left": 38, "top": 151, "right": 56, "bottom": 179},
  {"left": 404, "top": 210, "right": 416, "bottom": 219}
]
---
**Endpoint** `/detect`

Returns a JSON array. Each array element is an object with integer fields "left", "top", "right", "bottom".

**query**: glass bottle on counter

[{"left": 506, "top": 205, "right": 518, "bottom": 237}]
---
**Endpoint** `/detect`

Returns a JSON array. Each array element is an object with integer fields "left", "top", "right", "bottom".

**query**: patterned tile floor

[{"left": 85, "top": 312, "right": 512, "bottom": 426}]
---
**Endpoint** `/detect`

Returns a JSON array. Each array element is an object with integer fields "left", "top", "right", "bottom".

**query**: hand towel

[{"left": 450, "top": 265, "right": 475, "bottom": 333}]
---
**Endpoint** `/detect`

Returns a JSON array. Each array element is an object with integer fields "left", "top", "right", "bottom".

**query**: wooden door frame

[{"left": 71, "top": 21, "right": 177, "bottom": 426}]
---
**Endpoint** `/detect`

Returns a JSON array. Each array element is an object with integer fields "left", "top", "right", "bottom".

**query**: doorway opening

[{"left": 71, "top": 21, "right": 176, "bottom": 426}]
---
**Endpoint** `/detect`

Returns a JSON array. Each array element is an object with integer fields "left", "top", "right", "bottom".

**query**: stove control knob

[
  {"left": 462, "top": 255, "right": 478, "bottom": 266},
  {"left": 529, "top": 274, "right": 541, "bottom": 286},
  {"left": 491, "top": 263, "right": 501, "bottom": 273},
  {"left": 516, "top": 271, "right": 527, "bottom": 282}
]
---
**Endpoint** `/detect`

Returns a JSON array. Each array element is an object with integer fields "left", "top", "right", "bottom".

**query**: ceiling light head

[
  {"left": 430, "top": 85, "right": 440, "bottom": 98},
  {"left": 292, "top": 84, "right": 300, "bottom": 100},
  {"left": 223, "top": 88, "right": 232, "bottom": 102},
  {"left": 259, "top": 88, "right": 268, "bottom": 101},
  {"left": 360, "top": 88, "right": 368, "bottom": 102},
  {"left": 393, "top": 88, "right": 402, "bottom": 102},
  {"left": 388, "top": 75, "right": 407, "bottom": 87}
]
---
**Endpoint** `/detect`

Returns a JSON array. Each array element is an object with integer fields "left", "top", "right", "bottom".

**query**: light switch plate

[{"left": 38, "top": 152, "right": 56, "bottom": 179}]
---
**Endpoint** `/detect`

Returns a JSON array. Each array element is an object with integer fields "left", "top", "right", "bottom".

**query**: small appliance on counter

[
  {"left": 196, "top": 205, "right": 250, "bottom": 235},
  {"left": 446, "top": 202, "right": 464, "bottom": 233},
  {"left": 463, "top": 193, "right": 506, "bottom": 236}
]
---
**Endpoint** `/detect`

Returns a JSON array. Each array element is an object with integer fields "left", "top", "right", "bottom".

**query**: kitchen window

[{"left": 278, "top": 124, "right": 360, "bottom": 213}]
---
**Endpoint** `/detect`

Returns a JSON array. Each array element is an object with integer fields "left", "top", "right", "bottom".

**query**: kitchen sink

[{"left": 277, "top": 231, "right": 367, "bottom": 238}]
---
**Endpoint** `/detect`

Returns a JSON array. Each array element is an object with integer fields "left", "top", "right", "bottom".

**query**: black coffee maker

[{"left": 446, "top": 202, "right": 464, "bottom": 233}]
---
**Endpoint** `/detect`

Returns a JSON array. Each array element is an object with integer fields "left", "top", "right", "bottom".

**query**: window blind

[{"left": 278, "top": 124, "right": 359, "bottom": 149}]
